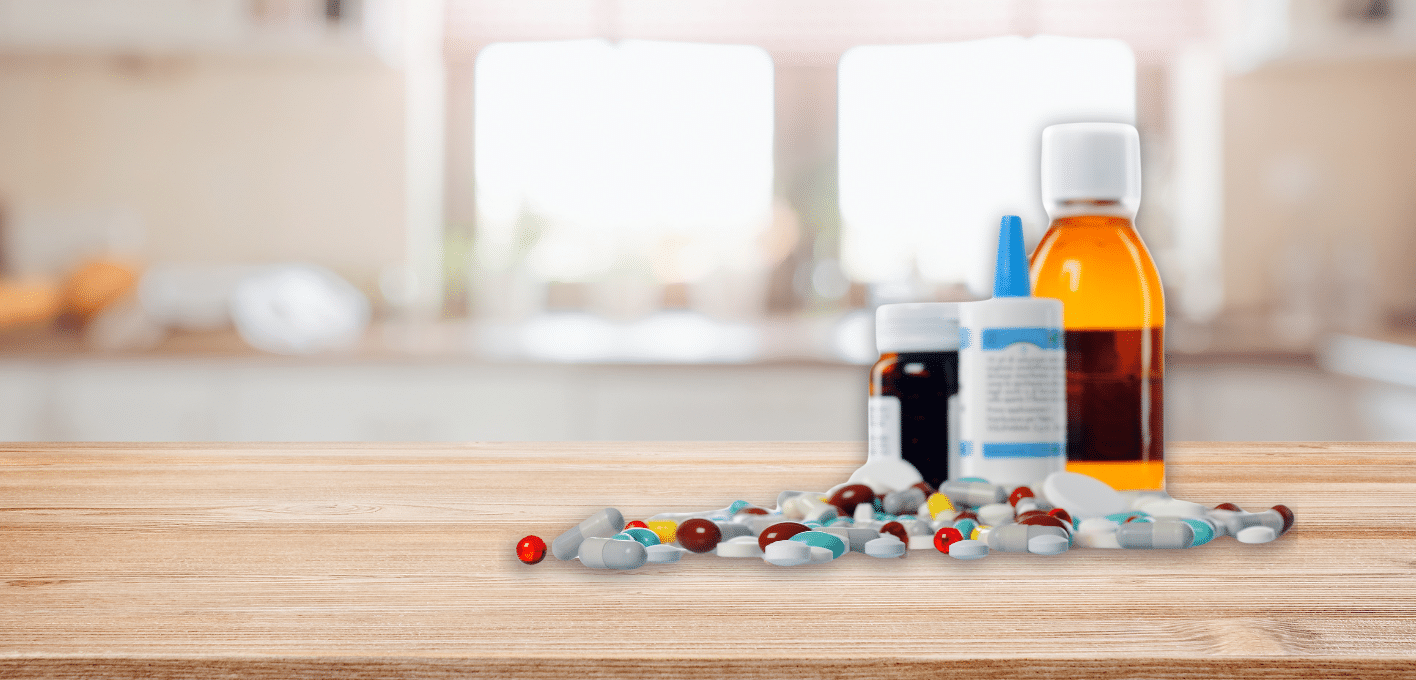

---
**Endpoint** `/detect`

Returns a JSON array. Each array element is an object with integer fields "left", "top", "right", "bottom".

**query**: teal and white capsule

[
  {"left": 1181, "top": 518, "right": 1216, "bottom": 546},
  {"left": 612, "top": 527, "right": 660, "bottom": 547},
  {"left": 1117, "top": 519, "right": 1195, "bottom": 549}
]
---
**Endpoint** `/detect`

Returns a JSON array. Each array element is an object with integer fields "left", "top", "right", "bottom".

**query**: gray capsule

[
  {"left": 985, "top": 523, "right": 1068, "bottom": 552},
  {"left": 717, "top": 521, "right": 753, "bottom": 542},
  {"left": 882, "top": 486, "right": 926, "bottom": 515},
  {"left": 551, "top": 508, "right": 625, "bottom": 561},
  {"left": 1117, "top": 519, "right": 1195, "bottom": 549},
  {"left": 822, "top": 526, "right": 882, "bottom": 553},
  {"left": 940, "top": 479, "right": 1007, "bottom": 508},
  {"left": 578, "top": 537, "right": 648, "bottom": 570}
]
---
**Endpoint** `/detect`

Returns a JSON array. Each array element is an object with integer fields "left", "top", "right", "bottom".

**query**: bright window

[
  {"left": 838, "top": 35, "right": 1136, "bottom": 295},
  {"left": 473, "top": 39, "right": 774, "bottom": 284}
]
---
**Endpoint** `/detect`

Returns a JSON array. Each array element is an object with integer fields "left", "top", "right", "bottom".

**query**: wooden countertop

[{"left": 2, "top": 442, "right": 1413, "bottom": 679}]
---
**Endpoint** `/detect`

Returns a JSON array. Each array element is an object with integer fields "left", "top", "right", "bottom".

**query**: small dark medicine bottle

[{"left": 869, "top": 303, "right": 961, "bottom": 491}]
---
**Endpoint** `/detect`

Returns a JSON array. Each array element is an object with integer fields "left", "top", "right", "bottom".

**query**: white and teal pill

[
  {"left": 617, "top": 527, "right": 660, "bottom": 547},
  {"left": 1182, "top": 518, "right": 1216, "bottom": 546},
  {"left": 789, "top": 530, "right": 847, "bottom": 560}
]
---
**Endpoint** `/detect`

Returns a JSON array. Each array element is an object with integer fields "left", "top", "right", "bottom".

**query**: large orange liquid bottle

[{"left": 1029, "top": 123, "right": 1165, "bottom": 491}]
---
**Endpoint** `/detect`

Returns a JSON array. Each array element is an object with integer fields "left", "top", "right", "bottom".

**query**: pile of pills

[{"left": 517, "top": 470, "right": 1295, "bottom": 570}]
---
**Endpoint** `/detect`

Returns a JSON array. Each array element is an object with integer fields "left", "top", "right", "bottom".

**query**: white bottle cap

[
  {"left": 1041, "top": 122, "right": 1141, "bottom": 219},
  {"left": 875, "top": 302, "right": 960, "bottom": 353}
]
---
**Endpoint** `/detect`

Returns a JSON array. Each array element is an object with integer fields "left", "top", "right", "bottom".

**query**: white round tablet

[
  {"left": 763, "top": 539, "right": 812, "bottom": 566},
  {"left": 1042, "top": 471, "right": 1128, "bottom": 519},
  {"left": 948, "top": 539, "right": 989, "bottom": 560},
  {"left": 864, "top": 536, "right": 906, "bottom": 558},
  {"left": 646, "top": 544, "right": 684, "bottom": 564},
  {"left": 977, "top": 502, "right": 1015, "bottom": 527},
  {"left": 1236, "top": 525, "right": 1277, "bottom": 544},
  {"left": 1028, "top": 534, "right": 1070, "bottom": 555},
  {"left": 808, "top": 546, "right": 836, "bottom": 563},
  {"left": 715, "top": 536, "right": 764, "bottom": 558}
]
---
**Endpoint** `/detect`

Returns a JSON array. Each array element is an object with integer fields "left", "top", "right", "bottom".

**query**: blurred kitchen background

[{"left": 1, "top": 0, "right": 1414, "bottom": 442}]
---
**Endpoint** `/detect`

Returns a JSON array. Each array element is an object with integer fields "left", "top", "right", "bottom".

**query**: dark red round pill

[
  {"left": 757, "top": 522, "right": 810, "bottom": 551},
  {"left": 828, "top": 484, "right": 875, "bottom": 514},
  {"left": 879, "top": 521, "right": 908, "bottom": 543},
  {"left": 676, "top": 518, "right": 723, "bottom": 553},
  {"left": 1272, "top": 504, "right": 1295, "bottom": 535},
  {"left": 1019, "top": 514, "right": 1068, "bottom": 532}
]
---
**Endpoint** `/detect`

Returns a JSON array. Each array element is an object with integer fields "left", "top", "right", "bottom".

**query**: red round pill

[
  {"left": 1214, "top": 502, "right": 1243, "bottom": 512},
  {"left": 624, "top": 520, "right": 648, "bottom": 530},
  {"left": 955, "top": 510, "right": 978, "bottom": 522},
  {"left": 1008, "top": 486, "right": 1034, "bottom": 507},
  {"left": 879, "top": 521, "right": 908, "bottom": 543},
  {"left": 933, "top": 527, "right": 963, "bottom": 553},
  {"left": 757, "top": 522, "right": 810, "bottom": 551},
  {"left": 516, "top": 535, "right": 546, "bottom": 565},
  {"left": 676, "top": 518, "right": 723, "bottom": 553},
  {"left": 1047, "top": 508, "right": 1072, "bottom": 525}
]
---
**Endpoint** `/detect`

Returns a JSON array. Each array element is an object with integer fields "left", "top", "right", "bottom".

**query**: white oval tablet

[
  {"left": 864, "top": 536, "right": 906, "bottom": 558},
  {"left": 715, "top": 536, "right": 764, "bottom": 558},
  {"left": 763, "top": 539, "right": 812, "bottom": 566},
  {"left": 646, "top": 544, "right": 685, "bottom": 564},
  {"left": 1236, "top": 525, "right": 1277, "bottom": 544},
  {"left": 1028, "top": 534, "right": 1069, "bottom": 555},
  {"left": 948, "top": 539, "right": 989, "bottom": 560},
  {"left": 977, "top": 502, "right": 1015, "bottom": 527}
]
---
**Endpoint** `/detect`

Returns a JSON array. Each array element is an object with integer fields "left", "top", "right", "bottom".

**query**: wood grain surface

[{"left": 1, "top": 441, "right": 1413, "bottom": 679}]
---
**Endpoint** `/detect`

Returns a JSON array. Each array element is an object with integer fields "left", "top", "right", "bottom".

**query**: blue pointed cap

[{"left": 993, "top": 215, "right": 1031, "bottom": 298}]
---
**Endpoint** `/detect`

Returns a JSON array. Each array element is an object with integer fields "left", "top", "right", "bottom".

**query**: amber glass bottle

[
  {"left": 868, "top": 303, "right": 960, "bottom": 491},
  {"left": 1030, "top": 123, "right": 1165, "bottom": 490}
]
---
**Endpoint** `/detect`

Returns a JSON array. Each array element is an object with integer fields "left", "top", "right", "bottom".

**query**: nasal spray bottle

[{"left": 958, "top": 216, "right": 1066, "bottom": 488}]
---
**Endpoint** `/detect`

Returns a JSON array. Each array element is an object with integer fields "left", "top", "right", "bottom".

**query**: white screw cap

[{"left": 1041, "top": 122, "right": 1141, "bottom": 218}]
